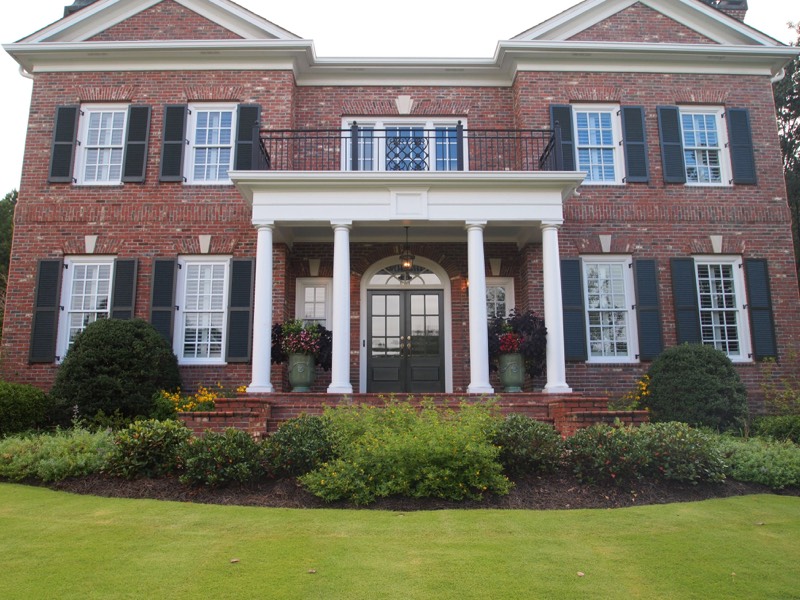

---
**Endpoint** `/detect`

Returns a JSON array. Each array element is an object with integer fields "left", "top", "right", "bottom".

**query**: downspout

[
  {"left": 771, "top": 68, "right": 786, "bottom": 84},
  {"left": 19, "top": 66, "right": 33, "bottom": 80}
]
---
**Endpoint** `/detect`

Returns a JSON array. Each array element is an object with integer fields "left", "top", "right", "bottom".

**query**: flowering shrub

[
  {"left": 106, "top": 419, "right": 191, "bottom": 479},
  {"left": 567, "top": 424, "right": 651, "bottom": 485},
  {"left": 498, "top": 332, "right": 522, "bottom": 354},
  {"left": 156, "top": 383, "right": 246, "bottom": 415},
  {"left": 608, "top": 375, "right": 650, "bottom": 411},
  {"left": 179, "top": 428, "right": 267, "bottom": 488}
]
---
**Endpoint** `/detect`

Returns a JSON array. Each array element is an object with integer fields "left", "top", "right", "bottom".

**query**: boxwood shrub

[
  {"left": 179, "top": 429, "right": 266, "bottom": 488},
  {"left": 264, "top": 414, "right": 334, "bottom": 478},
  {"left": 493, "top": 414, "right": 563, "bottom": 476},
  {"left": 0, "top": 382, "right": 55, "bottom": 436}
]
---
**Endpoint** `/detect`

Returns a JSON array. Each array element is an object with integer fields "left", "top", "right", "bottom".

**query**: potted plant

[
  {"left": 271, "top": 320, "right": 333, "bottom": 392},
  {"left": 487, "top": 310, "right": 547, "bottom": 392}
]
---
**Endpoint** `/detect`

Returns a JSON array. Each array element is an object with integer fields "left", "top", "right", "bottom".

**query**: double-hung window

[
  {"left": 75, "top": 105, "right": 127, "bottom": 184},
  {"left": 343, "top": 118, "right": 464, "bottom": 172},
  {"left": 185, "top": 105, "right": 237, "bottom": 184},
  {"left": 680, "top": 108, "right": 730, "bottom": 185},
  {"left": 296, "top": 278, "right": 332, "bottom": 328},
  {"left": 694, "top": 257, "right": 750, "bottom": 360},
  {"left": 174, "top": 257, "right": 230, "bottom": 364},
  {"left": 573, "top": 105, "right": 624, "bottom": 184},
  {"left": 56, "top": 257, "right": 114, "bottom": 359},
  {"left": 582, "top": 257, "right": 638, "bottom": 362}
]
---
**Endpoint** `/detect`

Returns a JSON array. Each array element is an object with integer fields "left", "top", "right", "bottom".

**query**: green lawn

[{"left": 1, "top": 484, "right": 798, "bottom": 599}]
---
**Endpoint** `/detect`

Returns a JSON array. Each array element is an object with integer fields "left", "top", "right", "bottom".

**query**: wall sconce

[{"left": 399, "top": 226, "right": 415, "bottom": 272}]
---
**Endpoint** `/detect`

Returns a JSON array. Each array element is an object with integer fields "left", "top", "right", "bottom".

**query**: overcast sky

[{"left": 0, "top": 0, "right": 796, "bottom": 194}]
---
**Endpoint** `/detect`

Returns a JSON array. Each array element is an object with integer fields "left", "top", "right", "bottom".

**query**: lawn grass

[{"left": 1, "top": 484, "right": 798, "bottom": 599}]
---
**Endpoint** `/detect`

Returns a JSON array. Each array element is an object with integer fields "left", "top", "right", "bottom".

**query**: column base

[
  {"left": 246, "top": 384, "right": 274, "bottom": 394},
  {"left": 543, "top": 383, "right": 573, "bottom": 394},
  {"left": 467, "top": 384, "right": 495, "bottom": 394},
  {"left": 327, "top": 383, "right": 353, "bottom": 394}
]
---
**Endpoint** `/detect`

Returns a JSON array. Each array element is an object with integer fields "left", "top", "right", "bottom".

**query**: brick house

[{"left": 2, "top": 0, "right": 798, "bottom": 408}]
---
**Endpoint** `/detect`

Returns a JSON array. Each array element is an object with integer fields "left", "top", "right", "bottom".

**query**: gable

[
  {"left": 568, "top": 3, "right": 717, "bottom": 44},
  {"left": 88, "top": 0, "right": 243, "bottom": 41}
]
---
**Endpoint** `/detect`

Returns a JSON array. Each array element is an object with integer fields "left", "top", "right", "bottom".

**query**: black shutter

[
  {"left": 160, "top": 105, "right": 187, "bottom": 181},
  {"left": 727, "top": 108, "right": 757, "bottom": 185},
  {"left": 670, "top": 258, "right": 701, "bottom": 344},
  {"left": 121, "top": 105, "right": 151, "bottom": 183},
  {"left": 561, "top": 258, "right": 587, "bottom": 361},
  {"left": 634, "top": 259, "right": 663, "bottom": 360},
  {"left": 657, "top": 106, "right": 686, "bottom": 183},
  {"left": 550, "top": 104, "right": 575, "bottom": 171},
  {"left": 29, "top": 259, "right": 63, "bottom": 363},
  {"left": 49, "top": 106, "right": 79, "bottom": 183},
  {"left": 744, "top": 259, "right": 777, "bottom": 359},
  {"left": 621, "top": 106, "right": 649, "bottom": 183},
  {"left": 110, "top": 259, "right": 138, "bottom": 320},
  {"left": 226, "top": 258, "right": 254, "bottom": 362},
  {"left": 150, "top": 259, "right": 177, "bottom": 342},
  {"left": 234, "top": 104, "right": 261, "bottom": 171}
]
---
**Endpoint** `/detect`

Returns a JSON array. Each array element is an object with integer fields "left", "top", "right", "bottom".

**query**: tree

[
  {"left": 0, "top": 189, "right": 17, "bottom": 338},
  {"left": 774, "top": 24, "right": 800, "bottom": 285}
]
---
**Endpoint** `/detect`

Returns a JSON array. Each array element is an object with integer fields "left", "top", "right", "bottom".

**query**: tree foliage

[
  {"left": 0, "top": 189, "right": 17, "bottom": 337},
  {"left": 774, "top": 24, "right": 800, "bottom": 284}
]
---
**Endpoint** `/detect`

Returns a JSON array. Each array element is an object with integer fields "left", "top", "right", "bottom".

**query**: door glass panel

[
  {"left": 386, "top": 336, "right": 401, "bottom": 354},
  {"left": 410, "top": 294, "right": 424, "bottom": 313},
  {"left": 387, "top": 316, "right": 400, "bottom": 337},
  {"left": 372, "top": 294, "right": 385, "bottom": 316},
  {"left": 387, "top": 294, "right": 400, "bottom": 315},
  {"left": 425, "top": 294, "right": 439, "bottom": 314},
  {"left": 372, "top": 316, "right": 385, "bottom": 337}
]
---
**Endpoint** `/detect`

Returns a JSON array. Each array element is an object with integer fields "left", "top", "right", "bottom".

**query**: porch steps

[{"left": 178, "top": 393, "right": 648, "bottom": 439}]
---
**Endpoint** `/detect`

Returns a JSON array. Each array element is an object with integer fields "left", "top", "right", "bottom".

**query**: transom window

[
  {"left": 343, "top": 119, "right": 465, "bottom": 172},
  {"left": 174, "top": 258, "right": 230, "bottom": 363},
  {"left": 573, "top": 105, "right": 624, "bottom": 184},
  {"left": 695, "top": 259, "right": 749, "bottom": 359},
  {"left": 185, "top": 105, "right": 236, "bottom": 184},
  {"left": 368, "top": 264, "right": 442, "bottom": 286},
  {"left": 56, "top": 258, "right": 114, "bottom": 359},
  {"left": 583, "top": 257, "right": 637, "bottom": 362},
  {"left": 680, "top": 108, "right": 730, "bottom": 185},
  {"left": 75, "top": 105, "right": 127, "bottom": 185}
]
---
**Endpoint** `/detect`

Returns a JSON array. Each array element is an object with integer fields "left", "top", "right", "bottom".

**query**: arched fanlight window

[{"left": 368, "top": 264, "right": 442, "bottom": 286}]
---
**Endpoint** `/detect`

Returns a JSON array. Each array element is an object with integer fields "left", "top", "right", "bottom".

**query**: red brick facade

[{"left": 3, "top": 0, "right": 798, "bottom": 412}]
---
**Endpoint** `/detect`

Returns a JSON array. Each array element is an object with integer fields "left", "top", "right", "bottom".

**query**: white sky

[{"left": 0, "top": 0, "right": 796, "bottom": 194}]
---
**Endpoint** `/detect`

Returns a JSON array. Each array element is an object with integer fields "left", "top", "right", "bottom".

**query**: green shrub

[
  {"left": 645, "top": 344, "right": 748, "bottom": 431},
  {"left": 753, "top": 415, "right": 800, "bottom": 444},
  {"left": 493, "top": 414, "right": 563, "bottom": 476},
  {"left": 299, "top": 401, "right": 511, "bottom": 505},
  {"left": 0, "top": 382, "right": 55, "bottom": 436},
  {"left": 265, "top": 414, "right": 334, "bottom": 477},
  {"left": 106, "top": 419, "right": 192, "bottom": 479},
  {"left": 50, "top": 319, "right": 181, "bottom": 422},
  {"left": 179, "top": 429, "right": 266, "bottom": 488},
  {"left": 638, "top": 422, "right": 726, "bottom": 483},
  {"left": 0, "top": 428, "right": 112, "bottom": 482},
  {"left": 715, "top": 435, "right": 800, "bottom": 489},
  {"left": 566, "top": 424, "right": 651, "bottom": 485}
]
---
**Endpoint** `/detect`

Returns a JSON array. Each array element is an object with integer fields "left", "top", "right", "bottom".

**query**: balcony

[{"left": 257, "top": 123, "right": 565, "bottom": 173}]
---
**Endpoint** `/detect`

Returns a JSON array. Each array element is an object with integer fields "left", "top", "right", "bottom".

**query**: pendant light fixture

[{"left": 399, "top": 226, "right": 415, "bottom": 272}]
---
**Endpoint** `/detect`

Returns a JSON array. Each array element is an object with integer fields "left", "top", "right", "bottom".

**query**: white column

[
  {"left": 328, "top": 220, "right": 353, "bottom": 393},
  {"left": 541, "top": 221, "right": 572, "bottom": 393},
  {"left": 466, "top": 221, "right": 493, "bottom": 394},
  {"left": 247, "top": 223, "right": 274, "bottom": 393}
]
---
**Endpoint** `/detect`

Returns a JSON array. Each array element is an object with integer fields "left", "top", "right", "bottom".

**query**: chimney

[
  {"left": 700, "top": 0, "right": 748, "bottom": 22},
  {"left": 64, "top": 0, "right": 99, "bottom": 18}
]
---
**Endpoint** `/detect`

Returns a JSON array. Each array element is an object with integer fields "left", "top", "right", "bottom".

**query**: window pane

[{"left": 584, "top": 261, "right": 630, "bottom": 358}]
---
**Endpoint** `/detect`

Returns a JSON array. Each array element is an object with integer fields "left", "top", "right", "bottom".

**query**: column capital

[
  {"left": 540, "top": 220, "right": 563, "bottom": 231},
  {"left": 330, "top": 220, "right": 353, "bottom": 230},
  {"left": 464, "top": 220, "right": 487, "bottom": 231},
  {"left": 253, "top": 221, "right": 274, "bottom": 230}
]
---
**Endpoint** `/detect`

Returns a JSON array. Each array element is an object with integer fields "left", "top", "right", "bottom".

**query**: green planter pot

[
  {"left": 498, "top": 353, "right": 524, "bottom": 393},
  {"left": 288, "top": 353, "right": 316, "bottom": 392}
]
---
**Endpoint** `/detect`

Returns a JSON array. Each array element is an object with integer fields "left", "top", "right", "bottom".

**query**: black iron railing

[{"left": 256, "top": 122, "right": 564, "bottom": 172}]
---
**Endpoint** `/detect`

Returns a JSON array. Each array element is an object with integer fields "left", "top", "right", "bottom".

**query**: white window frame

[
  {"left": 173, "top": 256, "right": 231, "bottom": 365},
  {"left": 693, "top": 256, "right": 751, "bottom": 362},
  {"left": 74, "top": 104, "right": 128, "bottom": 186},
  {"left": 56, "top": 256, "right": 115, "bottom": 361},
  {"left": 486, "top": 277, "right": 515, "bottom": 320},
  {"left": 295, "top": 278, "right": 333, "bottom": 328},
  {"left": 582, "top": 256, "right": 639, "bottom": 363},
  {"left": 341, "top": 118, "right": 467, "bottom": 172},
  {"left": 184, "top": 104, "right": 237, "bottom": 185},
  {"left": 572, "top": 104, "right": 625, "bottom": 185},
  {"left": 679, "top": 106, "right": 732, "bottom": 187}
]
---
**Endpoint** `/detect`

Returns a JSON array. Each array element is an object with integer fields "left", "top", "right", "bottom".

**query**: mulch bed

[{"left": 45, "top": 473, "right": 799, "bottom": 511}]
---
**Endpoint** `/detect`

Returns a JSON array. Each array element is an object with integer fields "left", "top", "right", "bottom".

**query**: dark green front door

[{"left": 367, "top": 290, "right": 444, "bottom": 393}]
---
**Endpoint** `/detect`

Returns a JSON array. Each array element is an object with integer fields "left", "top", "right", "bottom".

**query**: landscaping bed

[{"left": 47, "top": 472, "right": 795, "bottom": 511}]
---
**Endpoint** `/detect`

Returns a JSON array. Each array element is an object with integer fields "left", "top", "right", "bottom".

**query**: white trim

[
  {"left": 572, "top": 104, "right": 625, "bottom": 185},
  {"left": 173, "top": 255, "right": 231, "bottom": 366},
  {"left": 73, "top": 103, "right": 129, "bottom": 186},
  {"left": 295, "top": 277, "right": 333, "bottom": 328},
  {"left": 359, "top": 255, "right": 453, "bottom": 393},
  {"left": 678, "top": 105, "right": 732, "bottom": 187},
  {"left": 581, "top": 255, "right": 639, "bottom": 364},
  {"left": 693, "top": 255, "right": 752, "bottom": 363},
  {"left": 56, "top": 256, "right": 116, "bottom": 362},
  {"left": 184, "top": 103, "right": 237, "bottom": 185},
  {"left": 486, "top": 277, "right": 515, "bottom": 319}
]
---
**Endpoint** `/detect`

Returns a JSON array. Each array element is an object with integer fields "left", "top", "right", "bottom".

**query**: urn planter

[
  {"left": 288, "top": 353, "right": 315, "bottom": 392},
  {"left": 498, "top": 353, "right": 524, "bottom": 392}
]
